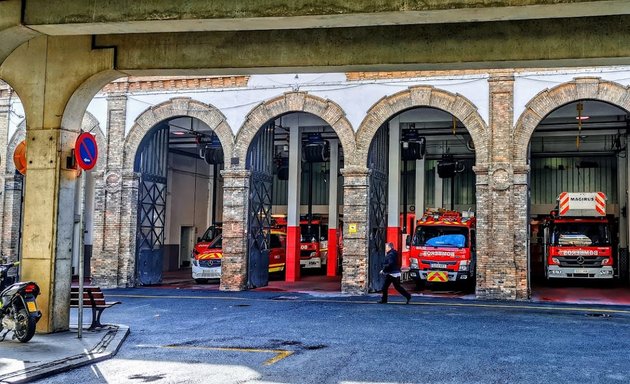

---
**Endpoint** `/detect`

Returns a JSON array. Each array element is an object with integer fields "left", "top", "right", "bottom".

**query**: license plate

[
  {"left": 202, "top": 268, "right": 221, "bottom": 278},
  {"left": 26, "top": 301, "right": 37, "bottom": 312},
  {"left": 431, "top": 263, "right": 447, "bottom": 269},
  {"left": 574, "top": 269, "right": 590, "bottom": 274}
]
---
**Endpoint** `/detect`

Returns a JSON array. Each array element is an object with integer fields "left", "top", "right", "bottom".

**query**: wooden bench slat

[{"left": 69, "top": 285, "right": 120, "bottom": 330}]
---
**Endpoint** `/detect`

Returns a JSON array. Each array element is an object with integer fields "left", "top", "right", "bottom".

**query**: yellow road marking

[
  {"left": 108, "top": 293, "right": 630, "bottom": 315},
  {"left": 140, "top": 344, "right": 293, "bottom": 366}
]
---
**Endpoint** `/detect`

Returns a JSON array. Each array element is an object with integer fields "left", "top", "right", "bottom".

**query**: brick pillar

[
  {"left": 1, "top": 175, "right": 23, "bottom": 262},
  {"left": 0, "top": 90, "right": 11, "bottom": 257},
  {"left": 119, "top": 171, "right": 140, "bottom": 287},
  {"left": 91, "top": 92, "right": 128, "bottom": 288},
  {"left": 340, "top": 166, "right": 370, "bottom": 294},
  {"left": 476, "top": 73, "right": 528, "bottom": 300},
  {"left": 220, "top": 169, "right": 250, "bottom": 291}
]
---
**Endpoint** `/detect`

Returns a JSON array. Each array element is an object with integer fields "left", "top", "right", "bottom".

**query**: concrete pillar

[
  {"left": 476, "top": 73, "right": 528, "bottom": 300},
  {"left": 92, "top": 92, "right": 128, "bottom": 288},
  {"left": 0, "top": 35, "right": 114, "bottom": 332},
  {"left": 435, "top": 168, "right": 444, "bottom": 208},
  {"left": 341, "top": 166, "right": 370, "bottom": 294},
  {"left": 220, "top": 169, "right": 251, "bottom": 291},
  {"left": 285, "top": 122, "right": 302, "bottom": 282},
  {"left": 387, "top": 117, "right": 401, "bottom": 250},
  {"left": 415, "top": 158, "right": 425, "bottom": 215},
  {"left": 327, "top": 139, "right": 339, "bottom": 277}
]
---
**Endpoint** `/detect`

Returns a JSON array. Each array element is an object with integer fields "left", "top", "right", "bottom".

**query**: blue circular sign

[{"left": 75, "top": 132, "right": 98, "bottom": 171}]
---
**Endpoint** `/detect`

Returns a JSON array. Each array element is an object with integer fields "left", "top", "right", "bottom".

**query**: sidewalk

[{"left": 0, "top": 324, "right": 129, "bottom": 384}]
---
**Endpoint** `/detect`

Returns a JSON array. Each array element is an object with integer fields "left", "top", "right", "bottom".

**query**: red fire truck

[
  {"left": 299, "top": 218, "right": 329, "bottom": 270},
  {"left": 543, "top": 192, "right": 614, "bottom": 279},
  {"left": 406, "top": 209, "right": 476, "bottom": 288}
]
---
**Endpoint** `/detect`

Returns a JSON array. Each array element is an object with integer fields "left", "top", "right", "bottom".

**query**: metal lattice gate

[
  {"left": 368, "top": 124, "right": 389, "bottom": 292},
  {"left": 135, "top": 124, "right": 169, "bottom": 285},
  {"left": 246, "top": 123, "right": 275, "bottom": 288}
]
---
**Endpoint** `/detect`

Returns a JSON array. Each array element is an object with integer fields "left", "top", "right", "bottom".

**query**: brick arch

[
  {"left": 123, "top": 97, "right": 234, "bottom": 171},
  {"left": 7, "top": 112, "right": 106, "bottom": 173},
  {"left": 232, "top": 92, "right": 356, "bottom": 167},
  {"left": 354, "top": 86, "right": 488, "bottom": 167},
  {"left": 514, "top": 77, "right": 630, "bottom": 164}
]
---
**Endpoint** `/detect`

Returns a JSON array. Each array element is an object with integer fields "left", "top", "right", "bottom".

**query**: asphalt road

[{"left": 36, "top": 288, "right": 630, "bottom": 384}]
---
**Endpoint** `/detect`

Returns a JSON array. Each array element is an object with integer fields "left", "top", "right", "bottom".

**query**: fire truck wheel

[{"left": 414, "top": 279, "right": 425, "bottom": 291}]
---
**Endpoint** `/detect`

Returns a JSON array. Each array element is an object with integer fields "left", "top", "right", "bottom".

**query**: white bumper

[{"left": 192, "top": 264, "right": 222, "bottom": 279}]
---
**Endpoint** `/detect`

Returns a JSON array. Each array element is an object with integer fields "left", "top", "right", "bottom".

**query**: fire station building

[{"left": 2, "top": 67, "right": 630, "bottom": 301}]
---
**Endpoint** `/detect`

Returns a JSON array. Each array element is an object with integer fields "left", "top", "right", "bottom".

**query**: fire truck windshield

[
  {"left": 301, "top": 224, "right": 327, "bottom": 242},
  {"left": 413, "top": 226, "right": 468, "bottom": 248},
  {"left": 551, "top": 223, "right": 610, "bottom": 246},
  {"left": 200, "top": 226, "right": 221, "bottom": 242},
  {"left": 209, "top": 235, "right": 222, "bottom": 248}
]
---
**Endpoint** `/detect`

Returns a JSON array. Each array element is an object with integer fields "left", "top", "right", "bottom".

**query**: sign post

[{"left": 74, "top": 132, "right": 98, "bottom": 338}]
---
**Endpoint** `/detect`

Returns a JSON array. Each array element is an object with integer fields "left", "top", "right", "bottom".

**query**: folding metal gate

[
  {"left": 135, "top": 124, "right": 169, "bottom": 285},
  {"left": 246, "top": 123, "right": 274, "bottom": 288},
  {"left": 368, "top": 124, "right": 389, "bottom": 292}
]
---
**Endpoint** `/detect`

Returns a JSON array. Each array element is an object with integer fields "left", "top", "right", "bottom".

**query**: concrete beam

[
  {"left": 22, "top": 1, "right": 630, "bottom": 34},
  {"left": 0, "top": 1, "right": 40, "bottom": 64},
  {"left": 93, "top": 15, "right": 630, "bottom": 75}
]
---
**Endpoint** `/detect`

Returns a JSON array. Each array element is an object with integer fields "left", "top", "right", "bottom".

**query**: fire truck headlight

[
  {"left": 458, "top": 260, "right": 469, "bottom": 272},
  {"left": 551, "top": 257, "right": 560, "bottom": 265},
  {"left": 410, "top": 258, "right": 419, "bottom": 269},
  {"left": 192, "top": 259, "right": 199, "bottom": 267},
  {"left": 310, "top": 252, "right": 317, "bottom": 257},
  {"left": 601, "top": 258, "right": 610, "bottom": 266}
]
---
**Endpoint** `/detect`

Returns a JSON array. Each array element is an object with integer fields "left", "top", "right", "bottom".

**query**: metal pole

[{"left": 77, "top": 170, "right": 85, "bottom": 338}]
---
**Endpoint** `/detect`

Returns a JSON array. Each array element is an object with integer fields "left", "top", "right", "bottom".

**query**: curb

[{"left": 0, "top": 324, "right": 129, "bottom": 384}]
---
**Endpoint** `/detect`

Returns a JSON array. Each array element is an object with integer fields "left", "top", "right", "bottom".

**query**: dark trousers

[{"left": 381, "top": 274, "right": 411, "bottom": 302}]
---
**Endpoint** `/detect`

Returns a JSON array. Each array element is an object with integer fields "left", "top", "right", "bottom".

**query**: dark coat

[{"left": 382, "top": 248, "right": 401, "bottom": 274}]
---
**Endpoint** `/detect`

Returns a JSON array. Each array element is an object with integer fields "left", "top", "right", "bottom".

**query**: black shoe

[
  {"left": 377, "top": 300, "right": 387, "bottom": 304},
  {"left": 406, "top": 296, "right": 411, "bottom": 304}
]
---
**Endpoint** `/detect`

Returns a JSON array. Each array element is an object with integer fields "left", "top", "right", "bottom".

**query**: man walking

[{"left": 378, "top": 242, "right": 412, "bottom": 304}]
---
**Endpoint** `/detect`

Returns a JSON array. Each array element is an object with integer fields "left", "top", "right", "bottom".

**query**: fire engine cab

[
  {"left": 543, "top": 192, "right": 614, "bottom": 279},
  {"left": 406, "top": 209, "right": 476, "bottom": 288},
  {"left": 299, "top": 218, "right": 328, "bottom": 270}
]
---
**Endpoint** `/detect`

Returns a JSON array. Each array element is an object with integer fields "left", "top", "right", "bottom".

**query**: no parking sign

[{"left": 74, "top": 132, "right": 98, "bottom": 171}]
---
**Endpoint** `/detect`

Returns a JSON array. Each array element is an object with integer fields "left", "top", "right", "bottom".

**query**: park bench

[{"left": 70, "top": 286, "right": 121, "bottom": 330}]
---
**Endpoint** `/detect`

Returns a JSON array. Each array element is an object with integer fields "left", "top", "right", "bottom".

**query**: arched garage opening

[
  {"left": 133, "top": 116, "right": 226, "bottom": 285},
  {"left": 244, "top": 112, "right": 345, "bottom": 290},
  {"left": 527, "top": 100, "right": 630, "bottom": 303},
  {"left": 365, "top": 106, "right": 478, "bottom": 297}
]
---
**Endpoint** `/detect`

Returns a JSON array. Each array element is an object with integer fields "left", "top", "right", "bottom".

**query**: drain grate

[
  {"left": 585, "top": 313, "right": 611, "bottom": 318},
  {"left": 272, "top": 295, "right": 300, "bottom": 301}
]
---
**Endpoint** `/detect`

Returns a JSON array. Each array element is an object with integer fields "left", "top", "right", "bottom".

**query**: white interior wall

[{"left": 167, "top": 154, "right": 211, "bottom": 244}]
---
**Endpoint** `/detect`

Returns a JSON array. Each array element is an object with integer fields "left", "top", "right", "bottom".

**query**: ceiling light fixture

[{"left": 172, "top": 131, "right": 186, "bottom": 136}]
